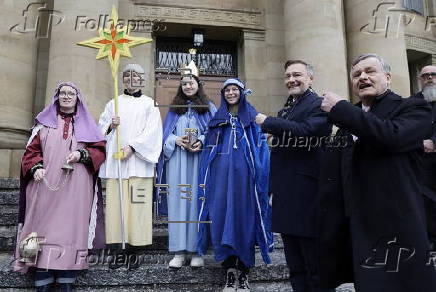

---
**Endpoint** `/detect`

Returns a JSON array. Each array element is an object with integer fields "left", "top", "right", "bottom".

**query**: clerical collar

[
  {"left": 359, "top": 89, "right": 390, "bottom": 110},
  {"left": 124, "top": 89, "right": 142, "bottom": 97},
  {"left": 375, "top": 89, "right": 390, "bottom": 100}
]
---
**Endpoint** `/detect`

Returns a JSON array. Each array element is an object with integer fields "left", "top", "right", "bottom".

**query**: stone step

[
  {"left": 0, "top": 205, "right": 17, "bottom": 226},
  {"left": 0, "top": 179, "right": 19, "bottom": 190},
  {"left": 0, "top": 283, "right": 355, "bottom": 292},
  {"left": 0, "top": 251, "right": 288, "bottom": 286},
  {"left": 0, "top": 283, "right": 294, "bottom": 292},
  {"left": 0, "top": 251, "right": 355, "bottom": 291},
  {"left": 0, "top": 224, "right": 284, "bottom": 252},
  {"left": 0, "top": 190, "right": 18, "bottom": 205}
]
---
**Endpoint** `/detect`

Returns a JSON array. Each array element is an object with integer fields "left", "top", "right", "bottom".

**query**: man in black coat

[
  {"left": 411, "top": 65, "right": 436, "bottom": 249},
  {"left": 319, "top": 54, "right": 436, "bottom": 291},
  {"left": 255, "top": 60, "right": 332, "bottom": 292}
]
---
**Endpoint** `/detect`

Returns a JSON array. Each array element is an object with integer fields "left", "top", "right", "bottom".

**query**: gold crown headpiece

[{"left": 180, "top": 60, "right": 199, "bottom": 77}]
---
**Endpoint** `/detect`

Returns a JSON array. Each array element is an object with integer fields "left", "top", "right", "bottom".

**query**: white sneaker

[
  {"left": 190, "top": 255, "right": 205, "bottom": 267},
  {"left": 168, "top": 254, "right": 185, "bottom": 268},
  {"left": 222, "top": 268, "right": 238, "bottom": 292}
]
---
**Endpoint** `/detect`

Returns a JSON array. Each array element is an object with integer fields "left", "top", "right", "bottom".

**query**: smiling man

[
  {"left": 255, "top": 60, "right": 332, "bottom": 292},
  {"left": 318, "top": 54, "right": 436, "bottom": 291}
]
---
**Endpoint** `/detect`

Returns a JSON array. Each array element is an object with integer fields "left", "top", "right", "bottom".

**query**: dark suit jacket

[
  {"left": 411, "top": 91, "right": 436, "bottom": 202},
  {"left": 261, "top": 89, "right": 331, "bottom": 237}
]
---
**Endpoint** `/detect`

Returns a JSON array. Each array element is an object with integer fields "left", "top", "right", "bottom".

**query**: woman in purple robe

[{"left": 15, "top": 82, "right": 106, "bottom": 292}]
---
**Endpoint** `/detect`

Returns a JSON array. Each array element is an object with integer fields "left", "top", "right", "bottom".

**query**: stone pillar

[
  {"left": 265, "top": 0, "right": 288, "bottom": 115},
  {"left": 283, "top": 0, "right": 349, "bottom": 98},
  {"left": 45, "top": 0, "right": 117, "bottom": 119},
  {"left": 345, "top": 0, "right": 410, "bottom": 100},
  {"left": 0, "top": 1, "right": 39, "bottom": 177},
  {"left": 241, "top": 29, "right": 269, "bottom": 114}
]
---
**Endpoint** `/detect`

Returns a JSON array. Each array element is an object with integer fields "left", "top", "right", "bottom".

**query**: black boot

[
  {"left": 59, "top": 283, "right": 74, "bottom": 292},
  {"left": 237, "top": 270, "right": 251, "bottom": 291},
  {"left": 108, "top": 250, "right": 127, "bottom": 269},
  {"left": 127, "top": 251, "right": 140, "bottom": 270},
  {"left": 36, "top": 284, "right": 52, "bottom": 292}
]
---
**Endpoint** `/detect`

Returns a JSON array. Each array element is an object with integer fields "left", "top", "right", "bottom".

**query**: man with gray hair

[
  {"left": 318, "top": 54, "right": 436, "bottom": 291},
  {"left": 411, "top": 65, "right": 436, "bottom": 251}
]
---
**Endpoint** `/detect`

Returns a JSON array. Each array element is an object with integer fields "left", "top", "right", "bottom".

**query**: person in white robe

[{"left": 98, "top": 63, "right": 162, "bottom": 268}]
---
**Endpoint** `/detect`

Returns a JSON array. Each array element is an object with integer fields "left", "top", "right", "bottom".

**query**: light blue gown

[{"left": 163, "top": 108, "right": 205, "bottom": 252}]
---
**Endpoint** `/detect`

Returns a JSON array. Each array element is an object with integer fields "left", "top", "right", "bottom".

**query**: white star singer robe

[{"left": 98, "top": 93, "right": 162, "bottom": 246}]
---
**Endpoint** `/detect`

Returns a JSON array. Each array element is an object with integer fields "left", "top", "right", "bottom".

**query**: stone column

[
  {"left": 265, "top": 0, "right": 288, "bottom": 116},
  {"left": 45, "top": 0, "right": 117, "bottom": 119},
  {"left": 0, "top": 1, "right": 39, "bottom": 177},
  {"left": 345, "top": 0, "right": 410, "bottom": 100},
  {"left": 283, "top": 0, "right": 349, "bottom": 98},
  {"left": 241, "top": 29, "right": 269, "bottom": 114}
]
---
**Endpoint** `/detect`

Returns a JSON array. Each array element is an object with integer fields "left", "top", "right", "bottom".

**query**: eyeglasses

[
  {"left": 420, "top": 72, "right": 436, "bottom": 79},
  {"left": 59, "top": 91, "right": 77, "bottom": 98}
]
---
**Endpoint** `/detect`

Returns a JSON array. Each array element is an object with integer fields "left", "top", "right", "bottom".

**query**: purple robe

[{"left": 15, "top": 115, "right": 105, "bottom": 273}]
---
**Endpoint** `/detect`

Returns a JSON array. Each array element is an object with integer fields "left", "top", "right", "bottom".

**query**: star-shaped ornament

[{"left": 77, "top": 6, "right": 152, "bottom": 77}]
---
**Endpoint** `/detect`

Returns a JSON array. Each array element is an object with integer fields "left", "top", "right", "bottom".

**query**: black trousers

[
  {"left": 281, "top": 234, "right": 334, "bottom": 292},
  {"left": 424, "top": 196, "right": 436, "bottom": 246}
]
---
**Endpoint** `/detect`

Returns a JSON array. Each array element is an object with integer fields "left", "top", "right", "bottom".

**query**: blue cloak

[{"left": 197, "top": 84, "right": 273, "bottom": 267}]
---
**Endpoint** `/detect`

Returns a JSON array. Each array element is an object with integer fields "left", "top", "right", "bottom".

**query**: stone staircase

[{"left": 0, "top": 178, "right": 354, "bottom": 291}]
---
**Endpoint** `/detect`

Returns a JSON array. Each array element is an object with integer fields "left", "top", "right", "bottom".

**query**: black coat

[
  {"left": 261, "top": 89, "right": 331, "bottom": 237},
  {"left": 411, "top": 91, "right": 436, "bottom": 202},
  {"left": 317, "top": 90, "right": 436, "bottom": 291}
]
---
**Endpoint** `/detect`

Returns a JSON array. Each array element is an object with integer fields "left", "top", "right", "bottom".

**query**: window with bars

[
  {"left": 155, "top": 37, "right": 237, "bottom": 77},
  {"left": 403, "top": 0, "right": 425, "bottom": 14}
]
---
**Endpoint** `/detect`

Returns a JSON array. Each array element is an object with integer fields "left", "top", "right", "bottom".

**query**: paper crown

[{"left": 180, "top": 60, "right": 199, "bottom": 77}]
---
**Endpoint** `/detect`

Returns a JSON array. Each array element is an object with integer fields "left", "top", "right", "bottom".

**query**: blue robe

[
  {"left": 197, "top": 90, "right": 273, "bottom": 267},
  {"left": 157, "top": 103, "right": 216, "bottom": 252}
]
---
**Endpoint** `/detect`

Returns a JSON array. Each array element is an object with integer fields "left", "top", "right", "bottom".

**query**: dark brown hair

[{"left": 170, "top": 75, "right": 210, "bottom": 115}]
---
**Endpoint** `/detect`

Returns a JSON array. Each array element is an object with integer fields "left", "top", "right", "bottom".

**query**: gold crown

[{"left": 180, "top": 60, "right": 199, "bottom": 77}]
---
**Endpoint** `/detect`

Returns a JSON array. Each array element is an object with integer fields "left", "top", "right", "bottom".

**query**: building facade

[{"left": 1, "top": 0, "right": 435, "bottom": 178}]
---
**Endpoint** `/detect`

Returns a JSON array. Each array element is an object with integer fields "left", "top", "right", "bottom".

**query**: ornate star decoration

[{"left": 77, "top": 6, "right": 152, "bottom": 77}]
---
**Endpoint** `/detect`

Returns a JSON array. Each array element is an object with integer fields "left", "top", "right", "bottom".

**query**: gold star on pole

[
  {"left": 77, "top": 5, "right": 152, "bottom": 160},
  {"left": 77, "top": 6, "right": 152, "bottom": 78}
]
